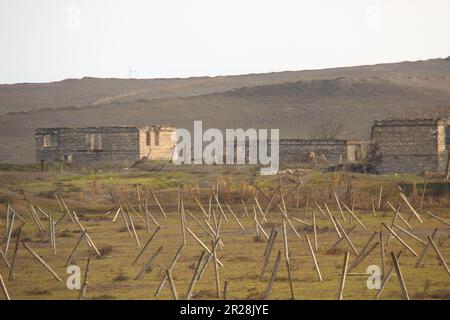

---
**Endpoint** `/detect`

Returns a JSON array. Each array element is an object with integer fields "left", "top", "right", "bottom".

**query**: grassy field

[{"left": 0, "top": 163, "right": 449, "bottom": 300}]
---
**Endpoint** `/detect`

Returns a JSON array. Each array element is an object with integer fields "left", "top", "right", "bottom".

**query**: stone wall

[
  {"left": 279, "top": 139, "right": 348, "bottom": 165},
  {"left": 36, "top": 125, "right": 176, "bottom": 165},
  {"left": 371, "top": 118, "right": 449, "bottom": 174},
  {"left": 141, "top": 126, "right": 176, "bottom": 161}
]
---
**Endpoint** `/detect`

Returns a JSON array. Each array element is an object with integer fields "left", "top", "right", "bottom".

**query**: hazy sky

[{"left": 1, "top": 0, "right": 450, "bottom": 84}]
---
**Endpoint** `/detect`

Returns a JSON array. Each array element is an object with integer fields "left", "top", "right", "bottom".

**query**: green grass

[{"left": 0, "top": 165, "right": 449, "bottom": 300}]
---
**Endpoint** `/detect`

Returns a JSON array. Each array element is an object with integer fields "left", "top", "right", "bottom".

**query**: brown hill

[
  {"left": 0, "top": 57, "right": 449, "bottom": 163},
  {"left": 1, "top": 78, "right": 449, "bottom": 163},
  {"left": 2, "top": 57, "right": 450, "bottom": 115}
]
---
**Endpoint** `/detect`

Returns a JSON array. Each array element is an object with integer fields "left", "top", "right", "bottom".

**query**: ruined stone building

[
  {"left": 371, "top": 118, "right": 449, "bottom": 174},
  {"left": 216, "top": 139, "right": 369, "bottom": 166},
  {"left": 279, "top": 139, "right": 369, "bottom": 165},
  {"left": 35, "top": 125, "right": 176, "bottom": 165},
  {"left": 35, "top": 118, "right": 450, "bottom": 175}
]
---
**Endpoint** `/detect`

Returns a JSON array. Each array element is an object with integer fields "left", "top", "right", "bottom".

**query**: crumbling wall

[
  {"left": 36, "top": 127, "right": 141, "bottom": 165},
  {"left": 371, "top": 118, "right": 448, "bottom": 174},
  {"left": 446, "top": 120, "right": 450, "bottom": 154},
  {"left": 279, "top": 139, "right": 348, "bottom": 165},
  {"left": 142, "top": 126, "right": 176, "bottom": 161},
  {"left": 36, "top": 125, "right": 176, "bottom": 165}
]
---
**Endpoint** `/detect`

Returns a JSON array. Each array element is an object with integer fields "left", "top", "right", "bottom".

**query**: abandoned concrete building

[
  {"left": 371, "top": 118, "right": 449, "bottom": 174},
  {"left": 35, "top": 125, "right": 176, "bottom": 165}
]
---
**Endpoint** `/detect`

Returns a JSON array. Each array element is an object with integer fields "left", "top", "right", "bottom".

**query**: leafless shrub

[{"left": 308, "top": 118, "right": 344, "bottom": 140}]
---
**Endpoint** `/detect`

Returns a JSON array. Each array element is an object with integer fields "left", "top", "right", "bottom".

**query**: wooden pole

[
  {"left": 186, "top": 227, "right": 223, "bottom": 267},
  {"left": 324, "top": 203, "right": 341, "bottom": 238},
  {"left": 291, "top": 217, "right": 311, "bottom": 226},
  {"left": 213, "top": 193, "right": 229, "bottom": 223},
  {"left": 135, "top": 246, "right": 163, "bottom": 280},
  {"left": 342, "top": 202, "right": 367, "bottom": 230},
  {"left": 370, "top": 194, "right": 377, "bottom": 217},
  {"left": 262, "top": 250, "right": 282, "bottom": 300},
  {"left": 78, "top": 257, "right": 91, "bottom": 300},
  {"left": 427, "top": 236, "right": 450, "bottom": 277},
  {"left": 5, "top": 202, "right": 11, "bottom": 239},
  {"left": 155, "top": 244, "right": 185, "bottom": 296},
  {"left": 277, "top": 202, "right": 301, "bottom": 240},
  {"left": 399, "top": 193, "right": 423, "bottom": 223},
  {"left": 49, "top": 213, "right": 56, "bottom": 255},
  {"left": 197, "top": 238, "right": 221, "bottom": 279},
  {"left": 126, "top": 206, "right": 140, "bottom": 247},
  {"left": 212, "top": 240, "right": 221, "bottom": 298},
  {"left": 132, "top": 226, "right": 161, "bottom": 265},
  {"left": 333, "top": 191, "right": 346, "bottom": 221},
  {"left": 337, "top": 251, "right": 349, "bottom": 300},
  {"left": 194, "top": 196, "right": 209, "bottom": 218},
  {"left": 223, "top": 280, "right": 229, "bottom": 300},
  {"left": 330, "top": 225, "right": 357, "bottom": 251},
  {"left": 334, "top": 217, "right": 358, "bottom": 256},
  {"left": 0, "top": 248, "right": 10, "bottom": 268},
  {"left": 225, "top": 203, "right": 245, "bottom": 230},
  {"left": 313, "top": 201, "right": 327, "bottom": 218},
  {"left": 260, "top": 230, "right": 278, "bottom": 280},
  {"left": 393, "top": 224, "right": 427, "bottom": 245},
  {"left": 166, "top": 269, "right": 178, "bottom": 300},
  {"left": 423, "top": 211, "right": 450, "bottom": 227},
  {"left": 180, "top": 200, "right": 187, "bottom": 246},
  {"left": 313, "top": 212, "right": 318, "bottom": 253},
  {"left": 382, "top": 223, "right": 418, "bottom": 256},
  {"left": 377, "top": 185, "right": 383, "bottom": 210},
  {"left": 282, "top": 219, "right": 295, "bottom": 299},
  {"left": 263, "top": 227, "right": 276, "bottom": 257},
  {"left": 186, "top": 210, "right": 219, "bottom": 241},
  {"left": 305, "top": 234, "right": 323, "bottom": 282},
  {"left": 72, "top": 213, "right": 101, "bottom": 257},
  {"left": 386, "top": 204, "right": 399, "bottom": 246},
  {"left": 390, "top": 251, "right": 409, "bottom": 300},
  {"left": 253, "top": 213, "right": 269, "bottom": 240},
  {"left": 151, "top": 190, "right": 167, "bottom": 218},
  {"left": 0, "top": 273, "right": 11, "bottom": 300},
  {"left": 112, "top": 207, "right": 121, "bottom": 223},
  {"left": 380, "top": 231, "right": 386, "bottom": 278},
  {"left": 386, "top": 201, "right": 413, "bottom": 231},
  {"left": 65, "top": 231, "right": 86, "bottom": 267},
  {"left": 348, "top": 231, "right": 378, "bottom": 271},
  {"left": 186, "top": 251, "right": 206, "bottom": 300},
  {"left": 415, "top": 229, "right": 438, "bottom": 268},
  {"left": 8, "top": 228, "right": 21, "bottom": 281},
  {"left": 349, "top": 242, "right": 379, "bottom": 272},
  {"left": 22, "top": 243, "right": 62, "bottom": 281},
  {"left": 12, "top": 205, "right": 29, "bottom": 221},
  {"left": 241, "top": 199, "right": 249, "bottom": 218},
  {"left": 120, "top": 204, "right": 132, "bottom": 237},
  {"left": 5, "top": 211, "right": 15, "bottom": 254},
  {"left": 376, "top": 251, "right": 403, "bottom": 299},
  {"left": 144, "top": 204, "right": 160, "bottom": 228}
]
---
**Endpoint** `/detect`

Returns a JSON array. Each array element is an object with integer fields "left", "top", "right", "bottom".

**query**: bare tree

[{"left": 309, "top": 118, "right": 344, "bottom": 140}]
